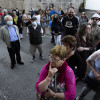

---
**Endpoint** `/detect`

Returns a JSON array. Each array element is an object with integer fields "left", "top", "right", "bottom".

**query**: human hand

[
  {"left": 44, "top": 88, "right": 55, "bottom": 98},
  {"left": 77, "top": 47, "right": 85, "bottom": 51},
  {"left": 94, "top": 72, "right": 100, "bottom": 80},
  {"left": 47, "top": 63, "right": 58, "bottom": 79}
]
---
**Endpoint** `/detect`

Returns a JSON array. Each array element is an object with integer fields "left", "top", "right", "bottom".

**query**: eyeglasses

[{"left": 49, "top": 56, "right": 61, "bottom": 62}]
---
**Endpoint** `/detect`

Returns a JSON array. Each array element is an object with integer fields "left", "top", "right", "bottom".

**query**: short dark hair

[
  {"left": 62, "top": 35, "right": 77, "bottom": 48},
  {"left": 34, "top": 11, "right": 39, "bottom": 15}
]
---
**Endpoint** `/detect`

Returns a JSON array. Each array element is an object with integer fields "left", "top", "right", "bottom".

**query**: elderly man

[
  {"left": 0, "top": 15, "right": 24, "bottom": 69},
  {"left": 62, "top": 8, "right": 79, "bottom": 36},
  {"left": 27, "top": 17, "right": 45, "bottom": 63}
]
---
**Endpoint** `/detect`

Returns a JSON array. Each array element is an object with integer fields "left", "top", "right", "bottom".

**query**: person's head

[
  {"left": 52, "top": 7, "right": 55, "bottom": 11},
  {"left": 13, "top": 11, "right": 17, "bottom": 17},
  {"left": 49, "top": 45, "right": 67, "bottom": 68},
  {"left": 91, "top": 13, "right": 100, "bottom": 24},
  {"left": 70, "top": 3, "right": 73, "bottom": 7},
  {"left": 3, "top": 9, "right": 8, "bottom": 15},
  {"left": 22, "top": 10, "right": 25, "bottom": 14},
  {"left": 4, "top": 15, "right": 13, "bottom": 26},
  {"left": 31, "top": 17, "right": 37, "bottom": 26},
  {"left": 97, "top": 11, "right": 100, "bottom": 15},
  {"left": 58, "top": 7, "right": 61, "bottom": 11},
  {"left": 77, "top": 22, "right": 91, "bottom": 37},
  {"left": 53, "top": 14, "right": 58, "bottom": 22},
  {"left": 62, "top": 35, "right": 77, "bottom": 52},
  {"left": 81, "top": 12, "right": 86, "bottom": 18},
  {"left": 34, "top": 11, "right": 39, "bottom": 15},
  {"left": 68, "top": 8, "right": 74, "bottom": 18},
  {"left": 16, "top": 8, "right": 19, "bottom": 12}
]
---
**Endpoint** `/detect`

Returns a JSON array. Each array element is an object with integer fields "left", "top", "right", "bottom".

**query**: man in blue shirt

[
  {"left": 0, "top": 15, "right": 24, "bottom": 69},
  {"left": 49, "top": 7, "right": 57, "bottom": 17}
]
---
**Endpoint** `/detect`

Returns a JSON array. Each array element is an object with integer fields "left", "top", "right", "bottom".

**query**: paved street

[{"left": 0, "top": 10, "right": 96, "bottom": 100}]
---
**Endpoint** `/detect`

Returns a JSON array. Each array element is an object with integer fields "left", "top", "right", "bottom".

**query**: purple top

[{"left": 36, "top": 62, "right": 76, "bottom": 100}]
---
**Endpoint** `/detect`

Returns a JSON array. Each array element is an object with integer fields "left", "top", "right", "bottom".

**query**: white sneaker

[
  {"left": 20, "top": 34, "right": 23, "bottom": 39},
  {"left": 40, "top": 56, "right": 45, "bottom": 60},
  {"left": 31, "top": 58, "right": 35, "bottom": 63}
]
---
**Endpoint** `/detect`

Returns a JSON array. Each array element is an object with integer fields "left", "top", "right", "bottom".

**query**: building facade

[{"left": 0, "top": 0, "right": 83, "bottom": 12}]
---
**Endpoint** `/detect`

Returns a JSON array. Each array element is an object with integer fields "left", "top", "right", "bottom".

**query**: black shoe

[
  {"left": 17, "top": 61, "right": 24, "bottom": 65},
  {"left": 11, "top": 64, "right": 15, "bottom": 69},
  {"left": 51, "top": 40, "right": 54, "bottom": 43}
]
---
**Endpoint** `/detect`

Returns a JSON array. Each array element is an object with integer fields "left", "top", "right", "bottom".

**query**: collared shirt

[{"left": 7, "top": 25, "right": 18, "bottom": 42}]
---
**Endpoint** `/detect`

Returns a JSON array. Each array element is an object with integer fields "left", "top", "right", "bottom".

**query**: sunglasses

[{"left": 92, "top": 18, "right": 99, "bottom": 21}]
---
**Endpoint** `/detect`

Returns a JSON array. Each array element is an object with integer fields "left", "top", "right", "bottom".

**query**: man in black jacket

[{"left": 28, "top": 17, "right": 45, "bottom": 63}]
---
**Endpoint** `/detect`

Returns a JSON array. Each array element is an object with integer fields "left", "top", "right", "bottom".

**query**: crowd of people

[{"left": 0, "top": 4, "right": 100, "bottom": 100}]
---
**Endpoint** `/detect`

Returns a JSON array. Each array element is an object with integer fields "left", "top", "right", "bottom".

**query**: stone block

[{"left": 0, "top": 0, "right": 83, "bottom": 13}]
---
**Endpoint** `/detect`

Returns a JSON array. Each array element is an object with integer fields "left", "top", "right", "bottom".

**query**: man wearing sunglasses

[{"left": 89, "top": 13, "right": 100, "bottom": 50}]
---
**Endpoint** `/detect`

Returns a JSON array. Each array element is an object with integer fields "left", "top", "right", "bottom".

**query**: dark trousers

[
  {"left": 96, "top": 43, "right": 100, "bottom": 50},
  {"left": 51, "top": 34, "right": 54, "bottom": 42},
  {"left": 19, "top": 28, "right": 22, "bottom": 34},
  {"left": 76, "top": 76, "right": 100, "bottom": 100},
  {"left": 7, "top": 40, "right": 21, "bottom": 65}
]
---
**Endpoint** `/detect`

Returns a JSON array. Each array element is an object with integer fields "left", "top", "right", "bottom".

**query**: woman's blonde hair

[{"left": 50, "top": 45, "right": 67, "bottom": 60}]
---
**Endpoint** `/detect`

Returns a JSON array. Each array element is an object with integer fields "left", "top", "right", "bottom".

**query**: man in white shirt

[{"left": 76, "top": 50, "right": 100, "bottom": 100}]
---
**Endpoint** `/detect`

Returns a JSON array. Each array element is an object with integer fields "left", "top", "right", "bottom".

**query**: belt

[{"left": 10, "top": 40, "right": 19, "bottom": 43}]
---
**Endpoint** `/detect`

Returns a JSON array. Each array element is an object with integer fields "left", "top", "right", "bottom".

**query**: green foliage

[{"left": 79, "top": 0, "right": 86, "bottom": 9}]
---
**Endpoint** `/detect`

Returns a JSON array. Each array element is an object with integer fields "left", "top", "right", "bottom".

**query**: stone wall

[
  {"left": 0, "top": 0, "right": 24, "bottom": 10},
  {"left": 24, "top": 0, "right": 83, "bottom": 13},
  {"left": 0, "top": 0, "right": 83, "bottom": 13}
]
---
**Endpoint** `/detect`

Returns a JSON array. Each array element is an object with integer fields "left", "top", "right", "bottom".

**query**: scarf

[{"left": 46, "top": 62, "right": 68, "bottom": 83}]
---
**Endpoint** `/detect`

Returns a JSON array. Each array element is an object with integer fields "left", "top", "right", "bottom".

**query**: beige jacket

[{"left": 0, "top": 25, "right": 20, "bottom": 48}]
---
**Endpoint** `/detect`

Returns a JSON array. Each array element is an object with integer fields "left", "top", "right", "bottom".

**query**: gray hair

[{"left": 4, "top": 15, "right": 13, "bottom": 22}]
